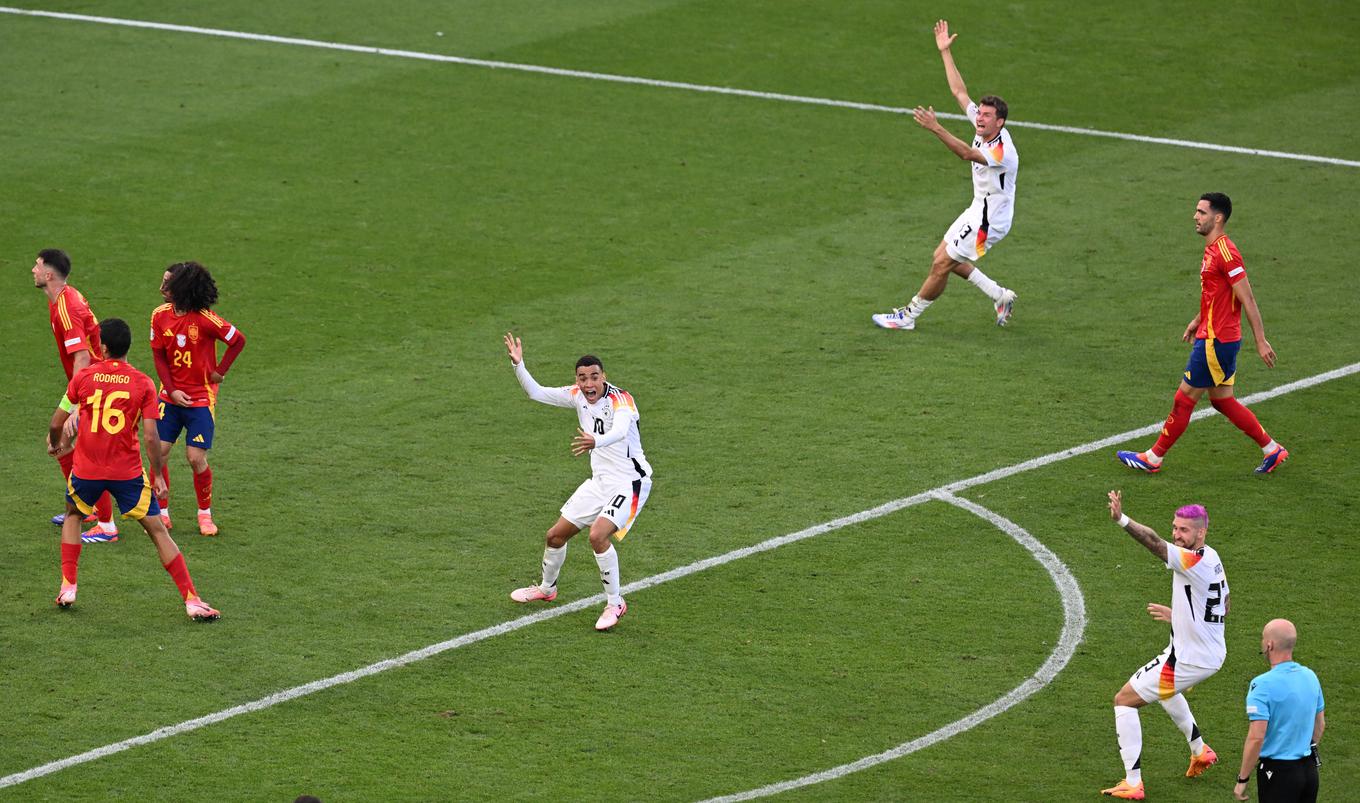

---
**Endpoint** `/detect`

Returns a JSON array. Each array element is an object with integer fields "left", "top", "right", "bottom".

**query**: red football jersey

[
  {"left": 49, "top": 285, "right": 102, "bottom": 380},
  {"left": 1196, "top": 235, "right": 1247, "bottom": 342},
  {"left": 65, "top": 359, "right": 160, "bottom": 481},
  {"left": 148, "top": 305, "right": 240, "bottom": 407}
]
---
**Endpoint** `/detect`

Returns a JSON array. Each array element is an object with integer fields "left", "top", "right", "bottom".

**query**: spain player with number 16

[{"left": 48, "top": 318, "right": 221, "bottom": 621}]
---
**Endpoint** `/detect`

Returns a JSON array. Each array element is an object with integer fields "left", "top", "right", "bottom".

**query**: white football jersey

[
  {"left": 1164, "top": 542, "right": 1228, "bottom": 669},
  {"left": 515, "top": 361, "right": 652, "bottom": 484},
  {"left": 965, "top": 101, "right": 1018, "bottom": 236}
]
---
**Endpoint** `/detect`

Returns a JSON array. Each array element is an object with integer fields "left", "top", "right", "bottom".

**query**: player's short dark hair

[
  {"left": 575, "top": 355, "right": 603, "bottom": 372},
  {"left": 979, "top": 95, "right": 1008, "bottom": 121},
  {"left": 100, "top": 317, "right": 132, "bottom": 359},
  {"left": 1200, "top": 192, "right": 1232, "bottom": 222},
  {"left": 38, "top": 248, "right": 71, "bottom": 277},
  {"left": 165, "top": 261, "right": 219, "bottom": 312}
]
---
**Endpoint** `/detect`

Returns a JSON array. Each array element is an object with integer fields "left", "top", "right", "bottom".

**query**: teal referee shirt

[{"left": 1246, "top": 661, "right": 1325, "bottom": 760}]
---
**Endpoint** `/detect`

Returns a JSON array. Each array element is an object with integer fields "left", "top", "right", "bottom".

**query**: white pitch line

[
  {"left": 700, "top": 491, "right": 1087, "bottom": 802},
  {"left": 1, "top": 6, "right": 1357, "bottom": 168},
  {"left": 3, "top": 360, "right": 1355, "bottom": 791}
]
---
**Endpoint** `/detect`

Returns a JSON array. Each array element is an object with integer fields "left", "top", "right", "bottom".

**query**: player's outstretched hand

[
  {"left": 1108, "top": 489, "right": 1124, "bottom": 522},
  {"left": 912, "top": 105, "right": 939, "bottom": 130},
  {"left": 504, "top": 332, "right": 523, "bottom": 366},
  {"left": 1146, "top": 603, "right": 1172, "bottom": 623},
  {"left": 1257, "top": 338, "right": 1276, "bottom": 368},
  {"left": 571, "top": 427, "right": 595, "bottom": 456},
  {"left": 934, "top": 19, "right": 957, "bottom": 51}
]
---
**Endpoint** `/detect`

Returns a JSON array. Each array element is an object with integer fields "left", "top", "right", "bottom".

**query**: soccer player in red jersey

[
  {"left": 47, "top": 318, "right": 221, "bottom": 620},
  {"left": 32, "top": 249, "right": 117, "bottom": 539},
  {"left": 148, "top": 262, "right": 246, "bottom": 536},
  {"left": 1117, "top": 194, "right": 1288, "bottom": 475}
]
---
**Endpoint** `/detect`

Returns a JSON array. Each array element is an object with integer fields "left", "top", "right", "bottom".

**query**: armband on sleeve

[{"left": 59, "top": 394, "right": 76, "bottom": 413}]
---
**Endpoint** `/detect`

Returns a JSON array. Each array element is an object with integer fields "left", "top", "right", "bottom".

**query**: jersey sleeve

[
  {"left": 1165, "top": 543, "right": 1206, "bottom": 576},
  {"left": 56, "top": 295, "right": 92, "bottom": 354},
  {"left": 1245, "top": 678, "right": 1271, "bottom": 722},
  {"left": 593, "top": 395, "right": 638, "bottom": 448},
  {"left": 965, "top": 101, "right": 978, "bottom": 124},
  {"left": 1215, "top": 239, "right": 1247, "bottom": 285},
  {"left": 202, "top": 310, "right": 239, "bottom": 343},
  {"left": 65, "top": 373, "right": 82, "bottom": 407},
  {"left": 138, "top": 373, "right": 161, "bottom": 420},
  {"left": 514, "top": 361, "right": 575, "bottom": 407}
]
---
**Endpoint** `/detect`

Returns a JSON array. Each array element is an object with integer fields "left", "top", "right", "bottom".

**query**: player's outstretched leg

[
  {"left": 55, "top": 505, "right": 84, "bottom": 608},
  {"left": 512, "top": 519, "right": 576, "bottom": 603},
  {"left": 589, "top": 519, "right": 626, "bottom": 631},
  {"left": 1206, "top": 395, "right": 1289, "bottom": 473},
  {"left": 1160, "top": 693, "right": 1217, "bottom": 777},
  {"left": 142, "top": 515, "right": 219, "bottom": 621},
  {"left": 1117, "top": 388, "right": 1199, "bottom": 473},
  {"left": 1102, "top": 690, "right": 1147, "bottom": 800}
]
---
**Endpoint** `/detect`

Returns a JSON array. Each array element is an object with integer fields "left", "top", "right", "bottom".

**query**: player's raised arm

[
  {"left": 914, "top": 105, "right": 987, "bottom": 165},
  {"left": 1231, "top": 277, "right": 1276, "bottom": 367},
  {"left": 1108, "top": 490, "right": 1169, "bottom": 562},
  {"left": 506, "top": 332, "right": 575, "bottom": 407},
  {"left": 934, "top": 20, "right": 972, "bottom": 113}
]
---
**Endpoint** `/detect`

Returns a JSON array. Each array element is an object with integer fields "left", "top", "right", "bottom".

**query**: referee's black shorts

[{"left": 1257, "top": 755, "right": 1318, "bottom": 803}]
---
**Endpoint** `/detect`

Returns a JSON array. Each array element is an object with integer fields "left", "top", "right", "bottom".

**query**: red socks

[
  {"left": 162, "top": 553, "right": 199, "bottom": 602},
  {"left": 192, "top": 467, "right": 213, "bottom": 510},
  {"left": 1211, "top": 396, "right": 1271, "bottom": 447},
  {"left": 61, "top": 542, "right": 82, "bottom": 586},
  {"left": 1152, "top": 390, "right": 1197, "bottom": 458}
]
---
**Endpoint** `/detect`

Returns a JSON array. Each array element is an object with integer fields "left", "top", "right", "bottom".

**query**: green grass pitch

[{"left": 2, "top": 1, "right": 1358, "bottom": 800}]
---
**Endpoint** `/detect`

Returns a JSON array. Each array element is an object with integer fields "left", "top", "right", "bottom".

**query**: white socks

[
  {"left": 540, "top": 545, "right": 567, "bottom": 590},
  {"left": 1160, "top": 694, "right": 1205, "bottom": 755},
  {"left": 966, "top": 267, "right": 1005, "bottom": 302},
  {"left": 1115, "top": 705, "right": 1143, "bottom": 785},
  {"left": 594, "top": 545, "right": 622, "bottom": 606},
  {"left": 906, "top": 295, "right": 932, "bottom": 321},
  {"left": 1263, "top": 439, "right": 1280, "bottom": 454}
]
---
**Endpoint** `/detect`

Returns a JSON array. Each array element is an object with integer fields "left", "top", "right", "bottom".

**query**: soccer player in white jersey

[
  {"left": 873, "top": 19, "right": 1019, "bottom": 331},
  {"left": 503, "top": 332, "right": 653, "bottom": 631},
  {"left": 1101, "top": 491, "right": 1228, "bottom": 800}
]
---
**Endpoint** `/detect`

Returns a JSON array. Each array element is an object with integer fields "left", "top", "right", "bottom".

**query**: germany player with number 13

[
  {"left": 48, "top": 318, "right": 221, "bottom": 621},
  {"left": 1100, "top": 490, "right": 1227, "bottom": 800},
  {"left": 503, "top": 332, "right": 653, "bottom": 632},
  {"left": 149, "top": 262, "right": 247, "bottom": 537}
]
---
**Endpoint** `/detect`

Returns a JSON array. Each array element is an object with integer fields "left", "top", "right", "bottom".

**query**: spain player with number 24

[
  {"left": 48, "top": 318, "right": 221, "bottom": 621},
  {"left": 149, "top": 262, "right": 246, "bottom": 536}
]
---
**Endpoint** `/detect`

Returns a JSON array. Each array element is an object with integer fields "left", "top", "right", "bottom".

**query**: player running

[
  {"left": 149, "top": 262, "right": 247, "bottom": 536},
  {"left": 33, "top": 248, "right": 118, "bottom": 541},
  {"left": 1101, "top": 491, "right": 1226, "bottom": 800},
  {"left": 48, "top": 318, "right": 221, "bottom": 621},
  {"left": 503, "top": 332, "right": 653, "bottom": 631},
  {"left": 1116, "top": 193, "right": 1287, "bottom": 475},
  {"left": 873, "top": 19, "right": 1018, "bottom": 332}
]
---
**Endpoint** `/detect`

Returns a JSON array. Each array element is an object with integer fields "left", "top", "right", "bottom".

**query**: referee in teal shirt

[{"left": 1233, "top": 619, "right": 1325, "bottom": 802}]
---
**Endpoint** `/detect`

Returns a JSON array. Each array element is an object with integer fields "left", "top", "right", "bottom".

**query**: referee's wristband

[{"left": 1117, "top": 514, "right": 1130, "bottom": 528}]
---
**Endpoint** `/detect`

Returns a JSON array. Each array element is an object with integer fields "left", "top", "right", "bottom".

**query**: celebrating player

[
  {"left": 503, "top": 332, "right": 653, "bottom": 632},
  {"left": 873, "top": 19, "right": 1018, "bottom": 331},
  {"left": 48, "top": 317, "right": 221, "bottom": 621},
  {"left": 149, "top": 262, "right": 247, "bottom": 536},
  {"left": 1116, "top": 193, "right": 1287, "bottom": 475},
  {"left": 1100, "top": 491, "right": 1226, "bottom": 800},
  {"left": 33, "top": 248, "right": 118, "bottom": 541}
]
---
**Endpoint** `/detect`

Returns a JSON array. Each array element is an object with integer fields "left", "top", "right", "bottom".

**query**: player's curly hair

[{"left": 165, "top": 261, "right": 219, "bottom": 312}]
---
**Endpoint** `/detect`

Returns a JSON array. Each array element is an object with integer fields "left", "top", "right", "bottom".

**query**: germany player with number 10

[
  {"left": 149, "top": 262, "right": 247, "bottom": 537},
  {"left": 48, "top": 318, "right": 221, "bottom": 621}
]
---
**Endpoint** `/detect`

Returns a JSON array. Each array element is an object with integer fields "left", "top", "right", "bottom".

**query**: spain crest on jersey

[{"left": 188, "top": 323, "right": 200, "bottom": 344}]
